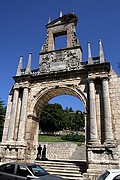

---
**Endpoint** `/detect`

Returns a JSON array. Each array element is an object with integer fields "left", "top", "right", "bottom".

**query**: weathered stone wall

[
  {"left": 109, "top": 70, "right": 120, "bottom": 166},
  {"left": 39, "top": 142, "right": 77, "bottom": 160},
  {"left": 86, "top": 69, "right": 120, "bottom": 174}
]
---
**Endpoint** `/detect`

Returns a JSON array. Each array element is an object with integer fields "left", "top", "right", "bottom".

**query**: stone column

[
  {"left": 102, "top": 77, "right": 114, "bottom": 144},
  {"left": 84, "top": 111, "right": 87, "bottom": 145},
  {"left": 7, "top": 88, "right": 19, "bottom": 142},
  {"left": 17, "top": 87, "right": 29, "bottom": 142},
  {"left": 2, "top": 94, "right": 12, "bottom": 142},
  {"left": 88, "top": 78, "right": 99, "bottom": 144},
  {"left": 14, "top": 96, "right": 22, "bottom": 141}
]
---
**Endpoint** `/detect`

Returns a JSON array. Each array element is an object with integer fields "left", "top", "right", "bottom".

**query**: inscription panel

[{"left": 50, "top": 61, "right": 66, "bottom": 71}]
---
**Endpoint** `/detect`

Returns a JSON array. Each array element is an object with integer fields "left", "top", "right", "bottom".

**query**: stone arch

[
  {"left": 1, "top": 12, "right": 120, "bottom": 178},
  {"left": 31, "top": 86, "right": 87, "bottom": 119},
  {"left": 25, "top": 86, "right": 87, "bottom": 162}
]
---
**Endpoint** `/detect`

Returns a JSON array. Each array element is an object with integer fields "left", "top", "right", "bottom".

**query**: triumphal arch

[{"left": 1, "top": 13, "right": 120, "bottom": 176}]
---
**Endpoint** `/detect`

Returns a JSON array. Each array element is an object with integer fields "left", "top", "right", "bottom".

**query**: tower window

[{"left": 54, "top": 34, "right": 67, "bottom": 50}]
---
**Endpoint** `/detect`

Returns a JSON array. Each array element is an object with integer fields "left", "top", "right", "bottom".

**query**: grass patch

[
  {"left": 38, "top": 135, "right": 67, "bottom": 142},
  {"left": 61, "top": 133, "right": 85, "bottom": 142},
  {"left": 38, "top": 134, "right": 85, "bottom": 145}
]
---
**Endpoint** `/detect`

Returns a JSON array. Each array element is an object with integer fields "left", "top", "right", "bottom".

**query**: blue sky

[{"left": 0, "top": 0, "right": 120, "bottom": 111}]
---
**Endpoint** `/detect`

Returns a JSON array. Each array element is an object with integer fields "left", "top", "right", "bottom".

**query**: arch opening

[
  {"left": 33, "top": 86, "right": 87, "bottom": 118},
  {"left": 49, "top": 95, "right": 84, "bottom": 112},
  {"left": 32, "top": 87, "right": 87, "bottom": 161}
]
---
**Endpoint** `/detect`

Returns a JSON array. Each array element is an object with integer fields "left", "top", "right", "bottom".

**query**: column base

[
  {"left": 104, "top": 139, "right": 116, "bottom": 147},
  {"left": 88, "top": 139, "right": 100, "bottom": 145},
  {"left": 3, "top": 140, "right": 15, "bottom": 146},
  {"left": 16, "top": 140, "right": 26, "bottom": 146}
]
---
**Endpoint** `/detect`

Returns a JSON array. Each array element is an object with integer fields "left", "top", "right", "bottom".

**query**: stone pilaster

[
  {"left": 67, "top": 24, "right": 72, "bottom": 48},
  {"left": 7, "top": 88, "right": 19, "bottom": 142},
  {"left": 102, "top": 77, "right": 114, "bottom": 144},
  {"left": 88, "top": 78, "right": 99, "bottom": 144},
  {"left": 17, "top": 87, "right": 29, "bottom": 143},
  {"left": 48, "top": 32, "right": 54, "bottom": 51}
]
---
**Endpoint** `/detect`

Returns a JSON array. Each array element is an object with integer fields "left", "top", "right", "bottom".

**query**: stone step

[
  {"left": 35, "top": 160, "right": 87, "bottom": 180},
  {"left": 36, "top": 159, "right": 86, "bottom": 164},
  {"left": 39, "top": 162, "right": 80, "bottom": 169},
  {"left": 37, "top": 160, "right": 79, "bottom": 165},
  {"left": 44, "top": 166, "right": 80, "bottom": 171},
  {"left": 44, "top": 168, "right": 81, "bottom": 174},
  {"left": 36, "top": 160, "right": 87, "bottom": 172}
]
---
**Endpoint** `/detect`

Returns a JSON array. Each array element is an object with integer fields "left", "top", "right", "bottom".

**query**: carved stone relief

[{"left": 39, "top": 48, "right": 81, "bottom": 73}]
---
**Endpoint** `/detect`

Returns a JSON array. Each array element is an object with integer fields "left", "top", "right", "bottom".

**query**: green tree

[
  {"left": 64, "top": 108, "right": 84, "bottom": 131},
  {"left": 40, "top": 103, "right": 66, "bottom": 133},
  {"left": 118, "top": 63, "right": 120, "bottom": 69},
  {"left": 69, "top": 107, "right": 74, "bottom": 112},
  {"left": 64, "top": 107, "right": 72, "bottom": 129},
  {"left": 0, "top": 99, "right": 5, "bottom": 141},
  {"left": 71, "top": 110, "right": 84, "bottom": 131}
]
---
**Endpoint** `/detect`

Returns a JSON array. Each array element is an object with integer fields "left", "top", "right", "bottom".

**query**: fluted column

[
  {"left": 102, "top": 77, "right": 114, "bottom": 144},
  {"left": 2, "top": 94, "right": 12, "bottom": 142},
  {"left": 17, "top": 87, "right": 29, "bottom": 142},
  {"left": 7, "top": 88, "right": 19, "bottom": 141},
  {"left": 14, "top": 95, "right": 22, "bottom": 141},
  {"left": 84, "top": 111, "right": 87, "bottom": 145},
  {"left": 88, "top": 78, "right": 99, "bottom": 144}
]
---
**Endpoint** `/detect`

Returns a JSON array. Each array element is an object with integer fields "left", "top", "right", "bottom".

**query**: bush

[{"left": 61, "top": 133, "right": 85, "bottom": 142}]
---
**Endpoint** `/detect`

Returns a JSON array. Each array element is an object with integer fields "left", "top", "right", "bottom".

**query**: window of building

[{"left": 54, "top": 34, "right": 67, "bottom": 50}]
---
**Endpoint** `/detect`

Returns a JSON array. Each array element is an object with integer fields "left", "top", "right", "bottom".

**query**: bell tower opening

[{"left": 54, "top": 34, "right": 67, "bottom": 50}]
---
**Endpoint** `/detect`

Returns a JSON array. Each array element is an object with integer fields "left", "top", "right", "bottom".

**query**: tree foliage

[
  {"left": 40, "top": 103, "right": 85, "bottom": 133},
  {"left": 0, "top": 99, "right": 5, "bottom": 140},
  {"left": 118, "top": 63, "right": 120, "bottom": 70},
  {"left": 40, "top": 103, "right": 66, "bottom": 133},
  {"left": 61, "top": 133, "right": 85, "bottom": 142},
  {"left": 64, "top": 108, "right": 84, "bottom": 131}
]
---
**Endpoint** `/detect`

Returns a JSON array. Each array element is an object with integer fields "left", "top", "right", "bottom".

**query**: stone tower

[{"left": 1, "top": 12, "right": 120, "bottom": 178}]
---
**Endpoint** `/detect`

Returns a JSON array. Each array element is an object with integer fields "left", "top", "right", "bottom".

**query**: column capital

[
  {"left": 88, "top": 77, "right": 95, "bottom": 83},
  {"left": 13, "top": 86, "right": 19, "bottom": 91},
  {"left": 23, "top": 86, "right": 30, "bottom": 90},
  {"left": 101, "top": 76, "right": 109, "bottom": 81},
  {"left": 27, "top": 114, "right": 39, "bottom": 122},
  {"left": 13, "top": 86, "right": 30, "bottom": 91}
]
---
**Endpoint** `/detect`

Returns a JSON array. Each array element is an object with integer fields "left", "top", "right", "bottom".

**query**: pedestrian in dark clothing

[
  {"left": 42, "top": 145, "right": 46, "bottom": 160},
  {"left": 37, "top": 144, "right": 42, "bottom": 160}
]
